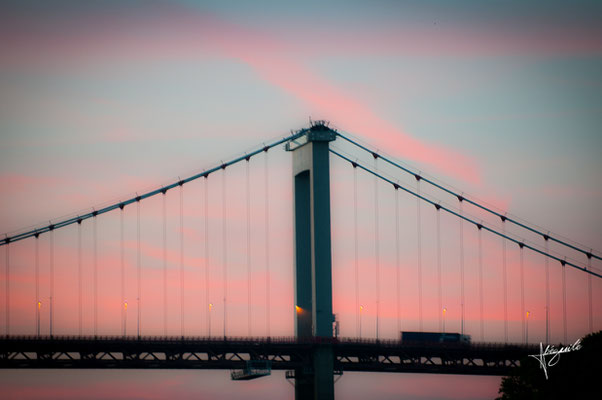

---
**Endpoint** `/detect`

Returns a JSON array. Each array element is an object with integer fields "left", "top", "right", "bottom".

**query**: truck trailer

[{"left": 401, "top": 331, "right": 471, "bottom": 344}]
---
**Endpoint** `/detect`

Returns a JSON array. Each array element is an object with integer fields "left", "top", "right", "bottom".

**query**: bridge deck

[{"left": 0, "top": 336, "right": 535, "bottom": 376}]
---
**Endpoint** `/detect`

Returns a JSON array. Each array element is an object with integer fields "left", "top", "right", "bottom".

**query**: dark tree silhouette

[{"left": 497, "top": 331, "right": 602, "bottom": 399}]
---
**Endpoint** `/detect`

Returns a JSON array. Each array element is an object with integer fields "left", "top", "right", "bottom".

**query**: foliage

[{"left": 497, "top": 331, "right": 602, "bottom": 400}]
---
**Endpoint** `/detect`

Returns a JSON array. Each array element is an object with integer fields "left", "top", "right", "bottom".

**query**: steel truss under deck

[{"left": 0, "top": 336, "right": 534, "bottom": 376}]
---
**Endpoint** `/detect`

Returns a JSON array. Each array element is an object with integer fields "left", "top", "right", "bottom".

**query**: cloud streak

[{"left": 0, "top": 5, "right": 483, "bottom": 183}]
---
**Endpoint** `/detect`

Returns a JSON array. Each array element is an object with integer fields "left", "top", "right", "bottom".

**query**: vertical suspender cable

[
  {"left": 137, "top": 199, "right": 141, "bottom": 339},
  {"left": 4, "top": 242, "right": 9, "bottom": 336},
  {"left": 78, "top": 221, "right": 82, "bottom": 336},
  {"left": 93, "top": 215, "right": 98, "bottom": 337},
  {"left": 180, "top": 184, "right": 185, "bottom": 338},
  {"left": 416, "top": 178, "right": 423, "bottom": 332},
  {"left": 353, "top": 166, "right": 359, "bottom": 337},
  {"left": 373, "top": 156, "right": 380, "bottom": 339},
  {"left": 222, "top": 168, "right": 227, "bottom": 338},
  {"left": 587, "top": 254, "right": 593, "bottom": 332},
  {"left": 459, "top": 199, "right": 465, "bottom": 336},
  {"left": 395, "top": 187, "right": 401, "bottom": 335},
  {"left": 49, "top": 229, "right": 54, "bottom": 337},
  {"left": 162, "top": 192, "right": 167, "bottom": 336},
  {"left": 478, "top": 226, "right": 484, "bottom": 341},
  {"left": 204, "top": 176, "right": 210, "bottom": 336},
  {"left": 436, "top": 209, "right": 442, "bottom": 332},
  {"left": 264, "top": 151, "right": 270, "bottom": 337},
  {"left": 36, "top": 236, "right": 40, "bottom": 336},
  {"left": 562, "top": 261, "right": 567, "bottom": 343},
  {"left": 502, "top": 220, "right": 507, "bottom": 342},
  {"left": 520, "top": 245, "right": 525, "bottom": 343},
  {"left": 544, "top": 237, "right": 550, "bottom": 343},
  {"left": 120, "top": 208, "right": 124, "bottom": 337},
  {"left": 246, "top": 159, "right": 252, "bottom": 337}
]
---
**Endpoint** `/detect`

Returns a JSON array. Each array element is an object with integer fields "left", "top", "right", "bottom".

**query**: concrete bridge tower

[{"left": 288, "top": 121, "right": 337, "bottom": 400}]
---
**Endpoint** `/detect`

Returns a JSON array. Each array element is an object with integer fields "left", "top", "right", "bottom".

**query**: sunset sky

[{"left": 1, "top": 1, "right": 601, "bottom": 399}]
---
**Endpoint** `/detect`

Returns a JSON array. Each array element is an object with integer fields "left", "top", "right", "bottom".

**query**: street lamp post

[
  {"left": 545, "top": 306, "right": 549, "bottom": 344},
  {"left": 49, "top": 296, "right": 53, "bottom": 338},
  {"left": 37, "top": 301, "right": 41, "bottom": 337},
  {"left": 443, "top": 307, "right": 447, "bottom": 333},
  {"left": 123, "top": 302, "right": 128, "bottom": 337},
  {"left": 526, "top": 311, "right": 530, "bottom": 344},
  {"left": 208, "top": 303, "right": 213, "bottom": 337},
  {"left": 461, "top": 302, "right": 464, "bottom": 336},
  {"left": 137, "top": 296, "right": 140, "bottom": 339},
  {"left": 359, "top": 305, "right": 364, "bottom": 339}
]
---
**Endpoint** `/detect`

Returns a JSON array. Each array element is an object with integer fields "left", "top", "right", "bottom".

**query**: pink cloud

[
  {"left": 0, "top": 173, "right": 68, "bottom": 193},
  {"left": 245, "top": 56, "right": 481, "bottom": 183},
  {"left": 0, "top": 7, "right": 482, "bottom": 184}
]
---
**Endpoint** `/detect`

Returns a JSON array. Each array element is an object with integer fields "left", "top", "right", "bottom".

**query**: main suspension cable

[
  {"left": 1, "top": 131, "right": 306, "bottom": 247},
  {"left": 329, "top": 149, "right": 602, "bottom": 280},
  {"left": 335, "top": 132, "right": 601, "bottom": 261}
]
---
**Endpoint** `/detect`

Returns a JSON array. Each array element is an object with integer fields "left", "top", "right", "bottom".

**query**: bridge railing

[{"left": 1, "top": 334, "right": 539, "bottom": 352}]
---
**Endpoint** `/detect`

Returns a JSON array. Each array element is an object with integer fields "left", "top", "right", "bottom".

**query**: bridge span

[{"left": 0, "top": 336, "right": 534, "bottom": 376}]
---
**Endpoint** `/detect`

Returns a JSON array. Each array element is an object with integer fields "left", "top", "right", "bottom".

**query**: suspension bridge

[{"left": 1, "top": 122, "right": 600, "bottom": 399}]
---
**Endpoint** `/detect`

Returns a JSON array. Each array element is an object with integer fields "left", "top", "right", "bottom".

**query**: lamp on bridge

[
  {"left": 37, "top": 301, "right": 41, "bottom": 337},
  {"left": 443, "top": 307, "right": 447, "bottom": 333}
]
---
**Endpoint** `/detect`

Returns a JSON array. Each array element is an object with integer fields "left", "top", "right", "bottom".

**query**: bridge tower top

[
  {"left": 306, "top": 120, "right": 337, "bottom": 142},
  {"left": 285, "top": 120, "right": 336, "bottom": 153}
]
